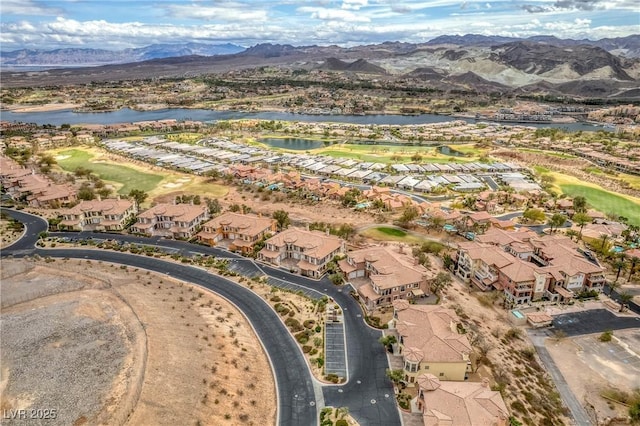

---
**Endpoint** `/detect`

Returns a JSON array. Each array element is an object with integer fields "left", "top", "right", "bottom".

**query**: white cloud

[
  {"left": 298, "top": 6, "right": 371, "bottom": 22},
  {"left": 342, "top": 0, "right": 368, "bottom": 10},
  {"left": 0, "top": 0, "right": 62, "bottom": 16},
  {"left": 163, "top": 2, "right": 268, "bottom": 22}
]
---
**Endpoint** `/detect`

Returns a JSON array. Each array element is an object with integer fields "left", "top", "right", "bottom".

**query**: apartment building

[
  {"left": 0, "top": 156, "right": 76, "bottom": 208},
  {"left": 197, "top": 212, "right": 277, "bottom": 253},
  {"left": 415, "top": 375, "right": 508, "bottom": 426},
  {"left": 132, "top": 203, "right": 209, "bottom": 239},
  {"left": 454, "top": 242, "right": 515, "bottom": 291},
  {"left": 454, "top": 231, "right": 606, "bottom": 305},
  {"left": 59, "top": 198, "right": 137, "bottom": 231},
  {"left": 390, "top": 300, "right": 472, "bottom": 385},
  {"left": 339, "top": 246, "right": 434, "bottom": 310},
  {"left": 258, "top": 228, "right": 345, "bottom": 278}
]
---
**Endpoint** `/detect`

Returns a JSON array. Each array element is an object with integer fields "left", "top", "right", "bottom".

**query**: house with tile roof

[
  {"left": 132, "top": 203, "right": 209, "bottom": 239},
  {"left": 340, "top": 246, "right": 435, "bottom": 310},
  {"left": 258, "top": 228, "right": 346, "bottom": 278},
  {"left": 390, "top": 301, "right": 472, "bottom": 385},
  {"left": 0, "top": 155, "right": 77, "bottom": 208},
  {"left": 59, "top": 198, "right": 137, "bottom": 231},
  {"left": 197, "top": 212, "right": 277, "bottom": 253},
  {"left": 415, "top": 375, "right": 509, "bottom": 426}
]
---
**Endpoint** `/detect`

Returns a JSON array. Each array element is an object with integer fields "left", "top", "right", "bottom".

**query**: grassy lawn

[
  {"left": 247, "top": 138, "right": 483, "bottom": 164},
  {"left": 50, "top": 147, "right": 228, "bottom": 202},
  {"left": 533, "top": 170, "right": 640, "bottom": 225},
  {"left": 360, "top": 226, "right": 425, "bottom": 244},
  {"left": 558, "top": 184, "right": 640, "bottom": 225},
  {"left": 54, "top": 148, "right": 163, "bottom": 194},
  {"left": 517, "top": 148, "right": 577, "bottom": 159}
]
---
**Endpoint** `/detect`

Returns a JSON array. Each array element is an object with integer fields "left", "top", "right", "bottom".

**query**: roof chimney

[{"left": 325, "top": 228, "right": 330, "bottom": 236}]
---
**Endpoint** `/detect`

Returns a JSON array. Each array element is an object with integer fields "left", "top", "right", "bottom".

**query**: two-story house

[
  {"left": 390, "top": 300, "right": 472, "bottom": 385},
  {"left": 339, "top": 246, "right": 434, "bottom": 310},
  {"left": 197, "top": 212, "right": 277, "bottom": 253},
  {"left": 258, "top": 228, "right": 345, "bottom": 278},
  {"left": 132, "top": 203, "right": 209, "bottom": 239}
]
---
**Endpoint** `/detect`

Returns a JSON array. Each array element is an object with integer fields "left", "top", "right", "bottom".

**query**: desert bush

[
  {"left": 599, "top": 330, "right": 613, "bottom": 342},
  {"left": 285, "top": 317, "right": 303, "bottom": 332}
]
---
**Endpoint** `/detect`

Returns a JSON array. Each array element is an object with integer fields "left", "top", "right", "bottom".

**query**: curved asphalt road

[
  {"left": 1, "top": 209, "right": 316, "bottom": 426},
  {"left": 1, "top": 209, "right": 402, "bottom": 426}
]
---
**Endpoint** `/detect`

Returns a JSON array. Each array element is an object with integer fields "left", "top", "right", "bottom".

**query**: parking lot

[
  {"left": 552, "top": 309, "right": 640, "bottom": 336},
  {"left": 324, "top": 322, "right": 347, "bottom": 379}
]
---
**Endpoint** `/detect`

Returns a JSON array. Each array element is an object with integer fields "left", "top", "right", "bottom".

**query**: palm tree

[
  {"left": 573, "top": 212, "right": 591, "bottom": 241},
  {"left": 619, "top": 291, "right": 633, "bottom": 305},
  {"left": 566, "top": 229, "right": 579, "bottom": 242},
  {"left": 599, "top": 233, "right": 609, "bottom": 251},
  {"left": 613, "top": 254, "right": 627, "bottom": 282},
  {"left": 629, "top": 256, "right": 639, "bottom": 282}
]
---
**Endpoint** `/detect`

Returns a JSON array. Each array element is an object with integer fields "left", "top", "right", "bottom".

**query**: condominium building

[
  {"left": 390, "top": 300, "right": 472, "bottom": 385},
  {"left": 197, "top": 212, "right": 277, "bottom": 253},
  {"left": 454, "top": 231, "right": 606, "bottom": 305},
  {"left": 59, "top": 198, "right": 137, "bottom": 231},
  {"left": 132, "top": 203, "right": 209, "bottom": 239},
  {"left": 258, "top": 228, "right": 346, "bottom": 278},
  {"left": 0, "top": 156, "right": 76, "bottom": 208},
  {"left": 339, "top": 246, "right": 434, "bottom": 310}
]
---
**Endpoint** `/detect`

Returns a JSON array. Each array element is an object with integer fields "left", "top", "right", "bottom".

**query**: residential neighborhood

[{"left": 1, "top": 116, "right": 639, "bottom": 426}]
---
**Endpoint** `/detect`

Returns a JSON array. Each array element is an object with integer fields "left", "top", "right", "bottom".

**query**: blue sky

[{"left": 1, "top": 0, "right": 638, "bottom": 51}]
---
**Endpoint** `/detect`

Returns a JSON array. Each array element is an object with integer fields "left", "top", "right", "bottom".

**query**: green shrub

[
  {"left": 336, "top": 420, "right": 348, "bottom": 426},
  {"left": 302, "top": 345, "right": 312, "bottom": 353},
  {"left": 296, "top": 332, "right": 309, "bottom": 345},
  {"left": 599, "top": 330, "right": 613, "bottom": 342},
  {"left": 285, "top": 317, "right": 303, "bottom": 332},
  {"left": 511, "top": 401, "right": 527, "bottom": 413}
]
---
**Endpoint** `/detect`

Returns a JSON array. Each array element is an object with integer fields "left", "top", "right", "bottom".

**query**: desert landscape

[{"left": 0, "top": 258, "right": 276, "bottom": 426}]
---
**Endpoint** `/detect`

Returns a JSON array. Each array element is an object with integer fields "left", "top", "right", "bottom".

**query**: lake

[
  {"left": 436, "top": 146, "right": 465, "bottom": 157},
  {"left": 0, "top": 107, "right": 608, "bottom": 132},
  {"left": 259, "top": 137, "right": 324, "bottom": 150}
]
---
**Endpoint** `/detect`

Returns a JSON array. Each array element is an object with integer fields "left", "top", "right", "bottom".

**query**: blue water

[
  {"left": 0, "top": 107, "right": 608, "bottom": 132},
  {"left": 259, "top": 137, "right": 324, "bottom": 150}
]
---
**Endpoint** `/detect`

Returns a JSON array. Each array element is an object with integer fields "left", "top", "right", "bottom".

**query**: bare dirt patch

[
  {"left": 0, "top": 258, "right": 276, "bottom": 426},
  {"left": 0, "top": 217, "right": 24, "bottom": 249},
  {"left": 546, "top": 329, "right": 640, "bottom": 423}
]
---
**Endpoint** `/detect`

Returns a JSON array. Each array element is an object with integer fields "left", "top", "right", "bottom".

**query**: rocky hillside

[{"left": 2, "top": 35, "right": 638, "bottom": 99}]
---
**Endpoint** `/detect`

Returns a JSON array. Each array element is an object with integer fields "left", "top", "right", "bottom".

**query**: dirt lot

[
  {"left": 0, "top": 218, "right": 23, "bottom": 249},
  {"left": 546, "top": 328, "right": 640, "bottom": 423},
  {"left": 0, "top": 259, "right": 276, "bottom": 426}
]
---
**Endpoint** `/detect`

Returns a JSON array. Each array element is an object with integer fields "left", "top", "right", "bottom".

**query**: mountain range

[
  {"left": 0, "top": 43, "right": 245, "bottom": 67},
  {"left": 2, "top": 35, "right": 638, "bottom": 99}
]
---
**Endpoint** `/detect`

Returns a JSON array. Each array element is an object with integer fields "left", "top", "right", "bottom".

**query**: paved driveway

[{"left": 552, "top": 309, "right": 640, "bottom": 336}]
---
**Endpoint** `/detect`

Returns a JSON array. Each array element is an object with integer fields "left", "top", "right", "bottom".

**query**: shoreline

[{"left": 5, "top": 103, "right": 83, "bottom": 113}]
